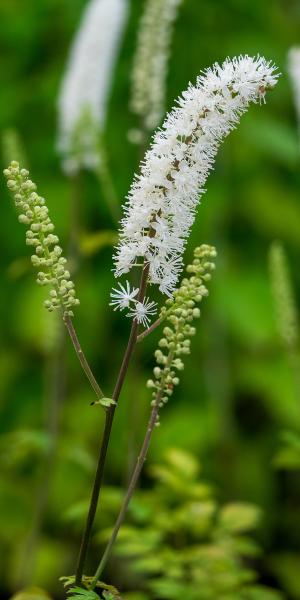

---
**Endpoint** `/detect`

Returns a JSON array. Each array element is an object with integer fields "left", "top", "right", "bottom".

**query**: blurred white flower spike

[
  {"left": 57, "top": 0, "right": 128, "bottom": 175},
  {"left": 288, "top": 47, "right": 300, "bottom": 138},
  {"left": 114, "top": 55, "right": 278, "bottom": 299},
  {"left": 131, "top": 0, "right": 183, "bottom": 131}
]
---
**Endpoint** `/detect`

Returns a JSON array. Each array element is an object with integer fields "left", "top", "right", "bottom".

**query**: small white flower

[
  {"left": 110, "top": 281, "right": 139, "bottom": 310},
  {"left": 127, "top": 298, "right": 157, "bottom": 326}
]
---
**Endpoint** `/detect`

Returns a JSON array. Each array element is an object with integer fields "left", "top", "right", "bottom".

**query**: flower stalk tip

[
  {"left": 4, "top": 161, "right": 79, "bottom": 316},
  {"left": 131, "top": 0, "right": 183, "bottom": 132},
  {"left": 147, "top": 244, "right": 217, "bottom": 423}
]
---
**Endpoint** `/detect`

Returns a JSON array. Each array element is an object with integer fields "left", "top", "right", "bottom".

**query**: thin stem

[
  {"left": 68, "top": 171, "right": 83, "bottom": 269},
  {"left": 91, "top": 404, "right": 160, "bottom": 587},
  {"left": 137, "top": 317, "right": 163, "bottom": 342},
  {"left": 90, "top": 352, "right": 174, "bottom": 588},
  {"left": 288, "top": 349, "right": 300, "bottom": 405},
  {"left": 96, "top": 142, "right": 120, "bottom": 225},
  {"left": 63, "top": 314, "right": 104, "bottom": 401},
  {"left": 74, "top": 264, "right": 150, "bottom": 585}
]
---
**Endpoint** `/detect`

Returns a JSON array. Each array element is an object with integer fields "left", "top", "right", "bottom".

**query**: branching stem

[
  {"left": 90, "top": 351, "right": 174, "bottom": 588},
  {"left": 63, "top": 314, "right": 104, "bottom": 401},
  {"left": 74, "top": 263, "right": 150, "bottom": 585},
  {"left": 137, "top": 316, "right": 163, "bottom": 342}
]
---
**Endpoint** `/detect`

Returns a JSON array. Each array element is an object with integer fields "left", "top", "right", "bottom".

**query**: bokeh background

[{"left": 1, "top": 0, "right": 300, "bottom": 598}]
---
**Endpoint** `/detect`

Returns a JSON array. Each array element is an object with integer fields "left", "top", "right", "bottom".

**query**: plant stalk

[
  {"left": 74, "top": 263, "right": 150, "bottom": 585},
  {"left": 90, "top": 351, "right": 174, "bottom": 588},
  {"left": 63, "top": 314, "right": 104, "bottom": 401},
  {"left": 137, "top": 316, "right": 163, "bottom": 342}
]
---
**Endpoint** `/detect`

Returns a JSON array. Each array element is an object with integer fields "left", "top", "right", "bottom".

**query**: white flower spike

[
  {"left": 57, "top": 0, "right": 128, "bottom": 174},
  {"left": 288, "top": 47, "right": 300, "bottom": 139},
  {"left": 110, "top": 281, "right": 139, "bottom": 311},
  {"left": 114, "top": 55, "right": 278, "bottom": 297}
]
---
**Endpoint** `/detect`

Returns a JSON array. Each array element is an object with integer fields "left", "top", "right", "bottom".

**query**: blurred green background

[{"left": 1, "top": 0, "right": 300, "bottom": 598}]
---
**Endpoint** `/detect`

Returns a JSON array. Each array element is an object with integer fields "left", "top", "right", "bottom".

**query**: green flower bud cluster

[
  {"left": 4, "top": 161, "right": 80, "bottom": 316},
  {"left": 147, "top": 244, "right": 216, "bottom": 423}
]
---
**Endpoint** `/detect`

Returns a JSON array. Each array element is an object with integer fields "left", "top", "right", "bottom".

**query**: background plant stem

[{"left": 96, "top": 142, "right": 120, "bottom": 225}]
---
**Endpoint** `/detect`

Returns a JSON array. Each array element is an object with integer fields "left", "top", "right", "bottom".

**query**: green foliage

[
  {"left": 0, "top": 429, "right": 50, "bottom": 469},
  {"left": 107, "top": 450, "right": 284, "bottom": 600},
  {"left": 67, "top": 588, "right": 99, "bottom": 600},
  {"left": 99, "top": 398, "right": 117, "bottom": 409},
  {"left": 273, "top": 430, "right": 300, "bottom": 470},
  {"left": 61, "top": 576, "right": 121, "bottom": 599}
]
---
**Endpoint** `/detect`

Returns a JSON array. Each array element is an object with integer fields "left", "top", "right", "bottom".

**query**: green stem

[
  {"left": 96, "top": 141, "right": 120, "bottom": 225},
  {"left": 74, "top": 263, "right": 150, "bottom": 585}
]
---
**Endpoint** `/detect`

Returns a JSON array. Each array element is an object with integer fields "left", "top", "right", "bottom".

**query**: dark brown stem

[
  {"left": 91, "top": 398, "right": 161, "bottom": 588},
  {"left": 137, "top": 317, "right": 163, "bottom": 343},
  {"left": 63, "top": 314, "right": 104, "bottom": 401},
  {"left": 90, "top": 349, "right": 173, "bottom": 588},
  {"left": 74, "top": 264, "right": 150, "bottom": 585}
]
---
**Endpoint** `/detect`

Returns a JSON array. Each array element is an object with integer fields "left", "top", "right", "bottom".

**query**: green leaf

[
  {"left": 103, "top": 592, "right": 121, "bottom": 600},
  {"left": 164, "top": 448, "right": 200, "bottom": 479},
  {"left": 67, "top": 587, "right": 99, "bottom": 600},
  {"left": 61, "top": 577, "right": 120, "bottom": 597},
  {"left": 60, "top": 576, "right": 76, "bottom": 588},
  {"left": 97, "top": 398, "right": 116, "bottom": 408},
  {"left": 218, "top": 503, "right": 262, "bottom": 534}
]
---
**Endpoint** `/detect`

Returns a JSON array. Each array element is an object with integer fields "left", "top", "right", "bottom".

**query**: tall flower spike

[
  {"left": 288, "top": 47, "right": 300, "bottom": 140},
  {"left": 4, "top": 161, "right": 80, "bottom": 316},
  {"left": 147, "top": 245, "right": 216, "bottom": 424},
  {"left": 114, "top": 55, "right": 278, "bottom": 298},
  {"left": 130, "top": 0, "right": 183, "bottom": 132},
  {"left": 57, "top": 0, "right": 128, "bottom": 175}
]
